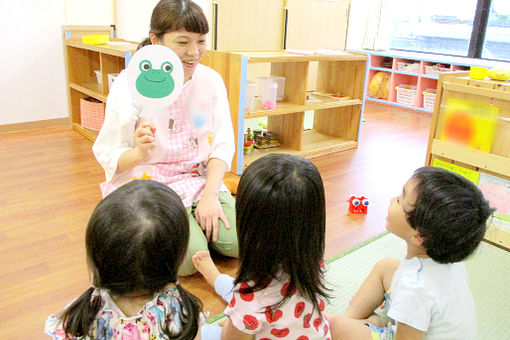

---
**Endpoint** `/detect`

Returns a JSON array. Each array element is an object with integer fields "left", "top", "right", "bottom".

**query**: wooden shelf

[
  {"left": 243, "top": 130, "right": 358, "bottom": 167},
  {"left": 245, "top": 94, "right": 362, "bottom": 119},
  {"left": 225, "top": 50, "right": 368, "bottom": 63},
  {"left": 64, "top": 27, "right": 137, "bottom": 142},
  {"left": 72, "top": 123, "right": 99, "bottom": 142},
  {"left": 65, "top": 39, "right": 138, "bottom": 57},
  {"left": 69, "top": 82, "right": 106, "bottom": 102},
  {"left": 202, "top": 49, "right": 367, "bottom": 174}
]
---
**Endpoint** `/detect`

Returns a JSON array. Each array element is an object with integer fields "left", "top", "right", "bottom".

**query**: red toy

[{"left": 347, "top": 195, "right": 369, "bottom": 214}]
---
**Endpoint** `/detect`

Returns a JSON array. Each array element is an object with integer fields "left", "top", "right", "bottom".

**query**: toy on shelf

[
  {"left": 487, "top": 68, "right": 510, "bottom": 81},
  {"left": 368, "top": 71, "right": 390, "bottom": 100},
  {"left": 347, "top": 195, "right": 369, "bottom": 214},
  {"left": 243, "top": 128, "right": 254, "bottom": 154},
  {"left": 253, "top": 130, "right": 280, "bottom": 149}
]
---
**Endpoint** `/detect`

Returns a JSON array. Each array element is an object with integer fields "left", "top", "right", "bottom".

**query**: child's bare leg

[
  {"left": 192, "top": 251, "right": 221, "bottom": 287},
  {"left": 193, "top": 251, "right": 235, "bottom": 303},
  {"left": 343, "top": 258, "right": 400, "bottom": 319}
]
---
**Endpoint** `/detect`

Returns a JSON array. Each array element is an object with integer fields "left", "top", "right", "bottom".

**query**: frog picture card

[{"left": 127, "top": 45, "right": 184, "bottom": 117}]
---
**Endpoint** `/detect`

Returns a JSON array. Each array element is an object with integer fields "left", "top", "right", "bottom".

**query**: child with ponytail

[{"left": 45, "top": 180, "right": 203, "bottom": 339}]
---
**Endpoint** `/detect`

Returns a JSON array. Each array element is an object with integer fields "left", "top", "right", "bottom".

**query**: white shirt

[{"left": 388, "top": 257, "right": 477, "bottom": 340}]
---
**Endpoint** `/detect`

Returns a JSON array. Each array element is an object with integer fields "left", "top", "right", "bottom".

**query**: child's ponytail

[
  {"left": 61, "top": 287, "right": 102, "bottom": 338},
  {"left": 170, "top": 283, "right": 203, "bottom": 340}
]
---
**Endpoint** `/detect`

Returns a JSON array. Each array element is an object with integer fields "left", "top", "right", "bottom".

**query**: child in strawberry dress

[{"left": 194, "top": 154, "right": 332, "bottom": 340}]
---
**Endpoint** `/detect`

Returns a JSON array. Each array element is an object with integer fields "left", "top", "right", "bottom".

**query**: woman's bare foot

[{"left": 192, "top": 251, "right": 222, "bottom": 287}]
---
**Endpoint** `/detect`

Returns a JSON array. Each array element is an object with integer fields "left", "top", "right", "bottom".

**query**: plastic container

[
  {"left": 82, "top": 34, "right": 110, "bottom": 45},
  {"left": 94, "top": 70, "right": 102, "bottom": 85},
  {"left": 256, "top": 76, "right": 285, "bottom": 101},
  {"left": 422, "top": 88, "right": 436, "bottom": 111},
  {"left": 272, "top": 76, "right": 285, "bottom": 101},
  {"left": 395, "top": 84, "right": 417, "bottom": 106},
  {"left": 261, "top": 81, "right": 277, "bottom": 110},
  {"left": 108, "top": 73, "right": 120, "bottom": 90},
  {"left": 245, "top": 81, "right": 256, "bottom": 111},
  {"left": 80, "top": 97, "right": 105, "bottom": 131},
  {"left": 470, "top": 66, "right": 488, "bottom": 80}
]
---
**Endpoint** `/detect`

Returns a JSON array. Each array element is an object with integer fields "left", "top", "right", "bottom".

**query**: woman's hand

[
  {"left": 195, "top": 193, "right": 230, "bottom": 242},
  {"left": 134, "top": 121, "right": 156, "bottom": 160}
]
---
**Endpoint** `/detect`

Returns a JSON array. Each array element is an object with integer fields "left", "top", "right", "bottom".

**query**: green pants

[{"left": 178, "top": 191, "right": 239, "bottom": 276}]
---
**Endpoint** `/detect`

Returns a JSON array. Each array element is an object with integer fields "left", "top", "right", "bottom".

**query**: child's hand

[{"left": 133, "top": 122, "right": 156, "bottom": 160}]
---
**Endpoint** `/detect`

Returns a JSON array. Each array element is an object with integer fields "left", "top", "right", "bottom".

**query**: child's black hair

[
  {"left": 60, "top": 180, "right": 202, "bottom": 339},
  {"left": 406, "top": 166, "right": 494, "bottom": 264},
  {"left": 235, "top": 154, "right": 329, "bottom": 313},
  {"left": 139, "top": 0, "right": 209, "bottom": 49}
]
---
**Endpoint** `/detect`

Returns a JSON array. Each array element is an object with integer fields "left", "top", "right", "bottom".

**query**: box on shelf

[
  {"left": 397, "top": 62, "right": 419, "bottom": 73},
  {"left": 422, "top": 88, "right": 436, "bottom": 111},
  {"left": 82, "top": 34, "right": 109, "bottom": 45},
  {"left": 108, "top": 73, "right": 120, "bottom": 90},
  {"left": 80, "top": 97, "right": 105, "bottom": 131},
  {"left": 395, "top": 84, "right": 417, "bottom": 106}
]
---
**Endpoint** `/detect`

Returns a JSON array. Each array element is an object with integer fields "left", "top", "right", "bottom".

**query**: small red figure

[{"left": 347, "top": 195, "right": 369, "bottom": 214}]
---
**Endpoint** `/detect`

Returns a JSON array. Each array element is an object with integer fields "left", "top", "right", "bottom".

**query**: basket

[
  {"left": 422, "top": 88, "right": 436, "bottom": 111},
  {"left": 425, "top": 64, "right": 450, "bottom": 76},
  {"left": 397, "top": 62, "right": 419, "bottom": 73},
  {"left": 395, "top": 84, "right": 417, "bottom": 106},
  {"left": 80, "top": 97, "right": 105, "bottom": 131}
]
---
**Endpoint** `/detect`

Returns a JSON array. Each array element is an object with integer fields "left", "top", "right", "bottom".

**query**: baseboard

[{"left": 0, "top": 118, "right": 70, "bottom": 134}]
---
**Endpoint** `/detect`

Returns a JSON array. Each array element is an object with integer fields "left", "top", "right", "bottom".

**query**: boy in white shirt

[{"left": 329, "top": 167, "right": 494, "bottom": 340}]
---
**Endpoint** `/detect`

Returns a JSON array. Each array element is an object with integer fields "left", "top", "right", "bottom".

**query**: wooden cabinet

[
  {"left": 425, "top": 72, "right": 510, "bottom": 249},
  {"left": 201, "top": 50, "right": 367, "bottom": 175},
  {"left": 63, "top": 26, "right": 137, "bottom": 141}
]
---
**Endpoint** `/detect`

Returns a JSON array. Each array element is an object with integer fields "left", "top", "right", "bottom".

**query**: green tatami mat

[
  {"left": 208, "top": 233, "right": 510, "bottom": 339},
  {"left": 325, "top": 233, "right": 510, "bottom": 339}
]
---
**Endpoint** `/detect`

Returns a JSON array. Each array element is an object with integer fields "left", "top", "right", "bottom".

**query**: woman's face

[{"left": 152, "top": 28, "right": 207, "bottom": 82}]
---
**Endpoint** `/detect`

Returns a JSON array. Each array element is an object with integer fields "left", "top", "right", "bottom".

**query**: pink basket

[{"left": 80, "top": 97, "right": 105, "bottom": 131}]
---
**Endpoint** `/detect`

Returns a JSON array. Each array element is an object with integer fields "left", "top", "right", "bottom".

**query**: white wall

[
  {"left": 346, "top": 0, "right": 369, "bottom": 50},
  {"left": 64, "top": 0, "right": 113, "bottom": 25},
  {"left": 0, "top": 0, "right": 68, "bottom": 125},
  {"left": 116, "top": 0, "right": 213, "bottom": 48}
]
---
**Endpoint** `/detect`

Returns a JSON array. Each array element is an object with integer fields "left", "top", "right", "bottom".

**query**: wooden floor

[{"left": 0, "top": 103, "right": 431, "bottom": 339}]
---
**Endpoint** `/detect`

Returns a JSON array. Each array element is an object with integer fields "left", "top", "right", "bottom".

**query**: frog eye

[
  {"left": 161, "top": 61, "right": 173, "bottom": 73},
  {"left": 352, "top": 199, "right": 360, "bottom": 206},
  {"left": 139, "top": 60, "right": 152, "bottom": 72},
  {"left": 362, "top": 199, "right": 369, "bottom": 207}
]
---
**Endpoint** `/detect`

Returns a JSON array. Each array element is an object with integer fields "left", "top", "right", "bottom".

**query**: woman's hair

[
  {"left": 235, "top": 154, "right": 329, "bottom": 313},
  {"left": 138, "top": 0, "right": 209, "bottom": 49},
  {"left": 406, "top": 166, "right": 495, "bottom": 264},
  {"left": 61, "top": 180, "right": 202, "bottom": 339}
]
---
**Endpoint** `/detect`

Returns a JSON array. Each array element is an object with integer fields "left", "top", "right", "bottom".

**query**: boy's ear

[{"left": 410, "top": 231, "right": 426, "bottom": 247}]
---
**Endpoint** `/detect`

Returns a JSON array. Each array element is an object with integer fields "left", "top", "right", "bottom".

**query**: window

[
  {"left": 482, "top": 0, "right": 510, "bottom": 60},
  {"left": 387, "top": 0, "right": 477, "bottom": 56},
  {"left": 384, "top": 0, "right": 510, "bottom": 61}
]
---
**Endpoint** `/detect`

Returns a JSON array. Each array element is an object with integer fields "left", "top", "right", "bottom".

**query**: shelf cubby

[
  {"left": 63, "top": 26, "right": 138, "bottom": 141},
  {"left": 201, "top": 50, "right": 367, "bottom": 174}
]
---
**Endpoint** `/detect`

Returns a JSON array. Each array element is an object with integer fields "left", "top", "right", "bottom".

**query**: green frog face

[{"left": 135, "top": 60, "right": 175, "bottom": 99}]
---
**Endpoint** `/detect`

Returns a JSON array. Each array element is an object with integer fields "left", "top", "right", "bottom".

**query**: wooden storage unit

[
  {"left": 349, "top": 50, "right": 510, "bottom": 113},
  {"left": 63, "top": 26, "right": 137, "bottom": 142},
  {"left": 201, "top": 50, "right": 368, "bottom": 175},
  {"left": 425, "top": 72, "right": 510, "bottom": 250}
]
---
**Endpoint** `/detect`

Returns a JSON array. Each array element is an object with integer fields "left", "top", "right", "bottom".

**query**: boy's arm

[
  {"left": 221, "top": 318, "right": 254, "bottom": 340},
  {"left": 395, "top": 322, "right": 424, "bottom": 340}
]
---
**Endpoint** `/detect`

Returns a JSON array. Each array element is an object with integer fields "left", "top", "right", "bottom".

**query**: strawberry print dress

[{"left": 224, "top": 277, "right": 331, "bottom": 340}]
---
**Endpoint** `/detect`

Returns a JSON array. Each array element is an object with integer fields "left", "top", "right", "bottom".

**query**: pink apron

[{"left": 100, "top": 80, "right": 221, "bottom": 208}]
